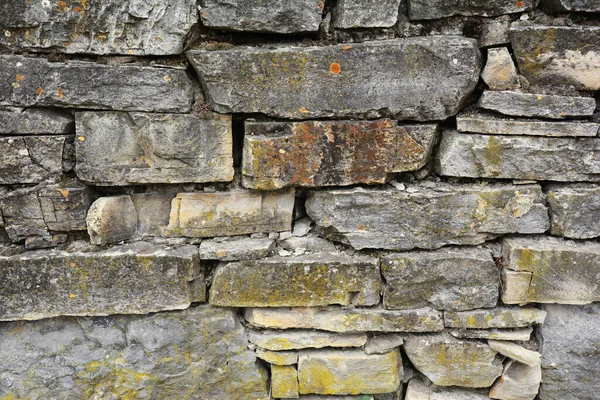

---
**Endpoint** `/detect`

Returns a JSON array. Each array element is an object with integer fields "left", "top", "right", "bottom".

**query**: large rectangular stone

[
  {"left": 547, "top": 185, "right": 600, "bottom": 239},
  {"left": 333, "top": 0, "right": 401, "bottom": 28},
  {"left": 164, "top": 190, "right": 295, "bottom": 238},
  {"left": 210, "top": 253, "right": 381, "bottom": 307},
  {"left": 502, "top": 236, "right": 600, "bottom": 305},
  {"left": 436, "top": 131, "right": 600, "bottom": 182},
  {"left": 187, "top": 37, "right": 480, "bottom": 120},
  {"left": 242, "top": 120, "right": 437, "bottom": 189},
  {"left": 75, "top": 112, "right": 233, "bottom": 185},
  {"left": 511, "top": 25, "right": 600, "bottom": 90},
  {"left": 382, "top": 248, "right": 499, "bottom": 311},
  {"left": 0, "top": 136, "right": 65, "bottom": 184},
  {"left": 0, "top": 55, "right": 193, "bottom": 112},
  {"left": 408, "top": 0, "right": 535, "bottom": 20},
  {"left": 306, "top": 183, "right": 549, "bottom": 251},
  {"left": 0, "top": 108, "right": 73, "bottom": 135},
  {"left": 0, "top": 242, "right": 204, "bottom": 321},
  {"left": 244, "top": 306, "right": 444, "bottom": 333},
  {"left": 478, "top": 91, "right": 596, "bottom": 119}
]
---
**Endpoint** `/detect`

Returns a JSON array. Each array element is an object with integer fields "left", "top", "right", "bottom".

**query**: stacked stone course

[{"left": 1, "top": 0, "right": 599, "bottom": 399}]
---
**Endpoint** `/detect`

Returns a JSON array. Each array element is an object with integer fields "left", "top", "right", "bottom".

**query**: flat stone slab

[
  {"left": 488, "top": 340, "right": 541, "bottom": 367},
  {"left": 478, "top": 91, "right": 596, "bottom": 119},
  {"left": 406, "top": 379, "right": 490, "bottom": 400},
  {"left": 244, "top": 306, "right": 443, "bottom": 333},
  {"left": 0, "top": 55, "right": 193, "bottom": 112},
  {"left": 199, "top": 0, "right": 323, "bottom": 33},
  {"left": 187, "top": 37, "right": 480, "bottom": 120},
  {"left": 0, "top": 305, "right": 269, "bottom": 400},
  {"left": 210, "top": 253, "right": 381, "bottom": 307},
  {"left": 248, "top": 330, "right": 367, "bottom": 351},
  {"left": 511, "top": 25, "right": 600, "bottom": 90},
  {"left": 457, "top": 111, "right": 600, "bottom": 137},
  {"left": 256, "top": 348, "right": 299, "bottom": 366},
  {"left": 75, "top": 112, "right": 233, "bottom": 185},
  {"left": 242, "top": 120, "right": 436, "bottom": 189},
  {"left": 450, "top": 328, "right": 533, "bottom": 342},
  {"left": 164, "top": 190, "right": 295, "bottom": 238},
  {"left": 445, "top": 307, "right": 547, "bottom": 329},
  {"left": 502, "top": 236, "right": 600, "bottom": 305},
  {"left": 547, "top": 185, "right": 600, "bottom": 239},
  {"left": 541, "top": 0, "right": 600, "bottom": 11},
  {"left": 200, "top": 237, "right": 275, "bottom": 260},
  {"left": 0, "top": 135, "right": 65, "bottom": 184},
  {"left": 0, "top": 243, "right": 203, "bottom": 321},
  {"left": 0, "top": 108, "right": 73, "bottom": 134},
  {"left": 306, "top": 183, "right": 549, "bottom": 250},
  {"left": 436, "top": 131, "right": 600, "bottom": 182},
  {"left": 382, "top": 248, "right": 499, "bottom": 311},
  {"left": 408, "top": 0, "right": 535, "bottom": 20},
  {"left": 333, "top": 0, "right": 401, "bottom": 28}
]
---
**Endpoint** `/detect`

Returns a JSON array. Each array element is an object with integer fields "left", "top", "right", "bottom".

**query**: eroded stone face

[
  {"left": 0, "top": 136, "right": 65, "bottom": 184},
  {"left": 547, "top": 185, "right": 600, "bottom": 239},
  {"left": 0, "top": 108, "right": 73, "bottom": 135},
  {"left": 333, "top": 0, "right": 401, "bottom": 28},
  {"left": 407, "top": 0, "right": 535, "bottom": 20}
]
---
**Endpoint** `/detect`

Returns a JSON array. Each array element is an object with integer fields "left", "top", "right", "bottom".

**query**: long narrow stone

[
  {"left": 444, "top": 308, "right": 546, "bottom": 329},
  {"left": 488, "top": 340, "right": 541, "bottom": 367},
  {"left": 408, "top": 0, "right": 535, "bottom": 20},
  {"left": 478, "top": 91, "right": 596, "bottom": 119},
  {"left": 406, "top": 379, "right": 490, "bottom": 400},
  {"left": 449, "top": 328, "right": 533, "bottom": 342},
  {"left": 0, "top": 108, "right": 73, "bottom": 135},
  {"left": 248, "top": 330, "right": 367, "bottom": 351},
  {"left": 0, "top": 136, "right": 65, "bottom": 184},
  {"left": 333, "top": 0, "right": 402, "bottom": 28},
  {"left": 547, "top": 185, "right": 600, "bottom": 239}
]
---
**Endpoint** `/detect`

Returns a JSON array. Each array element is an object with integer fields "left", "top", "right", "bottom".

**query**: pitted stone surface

[
  {"left": 333, "top": 0, "right": 401, "bottom": 28},
  {"left": 0, "top": 135, "right": 65, "bottom": 184},
  {"left": 547, "top": 185, "right": 600, "bottom": 239},
  {"left": 187, "top": 37, "right": 481, "bottom": 120},
  {"left": 408, "top": 0, "right": 535, "bottom": 20},
  {"left": 0, "top": 108, "right": 73, "bottom": 134},
  {"left": 478, "top": 91, "right": 596, "bottom": 119}
]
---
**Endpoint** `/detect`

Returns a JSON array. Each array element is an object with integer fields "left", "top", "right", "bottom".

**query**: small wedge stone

[{"left": 488, "top": 341, "right": 541, "bottom": 367}]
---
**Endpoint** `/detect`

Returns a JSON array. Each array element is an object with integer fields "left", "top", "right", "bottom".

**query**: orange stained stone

[{"left": 329, "top": 62, "right": 341, "bottom": 74}]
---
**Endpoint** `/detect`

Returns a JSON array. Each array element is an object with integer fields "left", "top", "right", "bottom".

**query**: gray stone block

[
  {"left": 407, "top": 0, "right": 535, "bottom": 20},
  {"left": 0, "top": 108, "right": 73, "bottom": 135},
  {"left": 333, "top": 0, "right": 401, "bottom": 28},
  {"left": 478, "top": 91, "right": 596, "bottom": 119},
  {"left": 86, "top": 196, "right": 138, "bottom": 246},
  {"left": 0, "top": 136, "right": 65, "bottom": 184},
  {"left": 547, "top": 185, "right": 600, "bottom": 239}
]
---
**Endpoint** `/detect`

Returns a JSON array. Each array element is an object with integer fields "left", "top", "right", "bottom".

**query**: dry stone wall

[{"left": 0, "top": 1, "right": 599, "bottom": 399}]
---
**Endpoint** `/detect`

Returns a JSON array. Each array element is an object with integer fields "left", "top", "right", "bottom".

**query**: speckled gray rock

[
  {"left": 0, "top": 55, "right": 193, "bottom": 112},
  {"left": 405, "top": 379, "right": 490, "bottom": 400},
  {"left": 541, "top": 0, "right": 600, "bottom": 11},
  {"left": 490, "top": 360, "right": 541, "bottom": 400},
  {"left": 0, "top": 242, "right": 203, "bottom": 321},
  {"left": 75, "top": 112, "right": 233, "bottom": 185},
  {"left": 199, "top": 237, "right": 275, "bottom": 260},
  {"left": 333, "top": 0, "right": 401, "bottom": 28},
  {"left": 382, "top": 248, "right": 499, "bottom": 311},
  {"left": 0, "top": 0, "right": 197, "bottom": 55},
  {"left": 444, "top": 308, "right": 546, "bottom": 329},
  {"left": 407, "top": 0, "right": 535, "bottom": 20},
  {"left": 480, "top": 20, "right": 510, "bottom": 47},
  {"left": 0, "top": 108, "right": 73, "bottom": 134},
  {"left": 0, "top": 135, "right": 65, "bottom": 184},
  {"left": 0, "top": 305, "right": 269, "bottom": 400},
  {"left": 306, "top": 183, "right": 549, "bottom": 251},
  {"left": 547, "top": 185, "right": 600, "bottom": 239},
  {"left": 540, "top": 303, "right": 600, "bottom": 400},
  {"left": 187, "top": 37, "right": 480, "bottom": 120},
  {"left": 478, "top": 91, "right": 596, "bottom": 119},
  {"left": 210, "top": 253, "right": 381, "bottom": 307},
  {"left": 511, "top": 25, "right": 600, "bottom": 90},
  {"left": 199, "top": 0, "right": 323, "bottom": 33},
  {"left": 248, "top": 329, "right": 367, "bottom": 351},
  {"left": 86, "top": 196, "right": 137, "bottom": 246},
  {"left": 436, "top": 131, "right": 600, "bottom": 182}
]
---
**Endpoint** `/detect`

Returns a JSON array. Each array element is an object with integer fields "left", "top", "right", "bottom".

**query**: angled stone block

[
  {"left": 0, "top": 108, "right": 73, "bottom": 135},
  {"left": 490, "top": 360, "right": 541, "bottom": 400},
  {"left": 0, "top": 135, "right": 65, "bottom": 184},
  {"left": 481, "top": 48, "right": 520, "bottom": 90},
  {"left": 547, "top": 185, "right": 600, "bottom": 239}
]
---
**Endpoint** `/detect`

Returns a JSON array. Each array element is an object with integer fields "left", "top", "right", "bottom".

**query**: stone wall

[{"left": 1, "top": 1, "right": 599, "bottom": 399}]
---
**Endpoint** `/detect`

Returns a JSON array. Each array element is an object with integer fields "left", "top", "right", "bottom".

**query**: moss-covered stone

[{"left": 272, "top": 365, "right": 300, "bottom": 399}]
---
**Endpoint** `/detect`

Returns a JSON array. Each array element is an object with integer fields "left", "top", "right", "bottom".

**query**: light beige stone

[
  {"left": 248, "top": 330, "right": 367, "bottom": 351},
  {"left": 272, "top": 365, "right": 300, "bottom": 399},
  {"left": 199, "top": 237, "right": 275, "bottom": 260},
  {"left": 255, "top": 348, "right": 298, "bottom": 366},
  {"left": 444, "top": 308, "right": 546, "bottom": 329},
  {"left": 449, "top": 328, "right": 533, "bottom": 342},
  {"left": 406, "top": 379, "right": 490, "bottom": 399},
  {"left": 364, "top": 334, "right": 405, "bottom": 355},
  {"left": 482, "top": 48, "right": 520, "bottom": 90},
  {"left": 86, "top": 196, "right": 137, "bottom": 245},
  {"left": 488, "top": 341, "right": 541, "bottom": 367},
  {"left": 490, "top": 360, "right": 541, "bottom": 400}
]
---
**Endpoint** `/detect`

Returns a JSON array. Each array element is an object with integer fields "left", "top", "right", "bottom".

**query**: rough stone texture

[
  {"left": 199, "top": 237, "right": 275, "bottom": 260},
  {"left": 0, "top": 0, "right": 197, "bottom": 55},
  {"left": 541, "top": 0, "right": 600, "bottom": 11},
  {"left": 547, "top": 185, "right": 600, "bottom": 239},
  {"left": 130, "top": 193, "right": 175, "bottom": 237},
  {"left": 457, "top": 111, "right": 600, "bottom": 137},
  {"left": 242, "top": 120, "right": 437, "bottom": 189},
  {"left": 164, "top": 190, "right": 295, "bottom": 238},
  {"left": 478, "top": 91, "right": 596, "bottom": 119},
  {"left": 481, "top": 48, "right": 520, "bottom": 90},
  {"left": 0, "top": 242, "right": 203, "bottom": 321},
  {"left": 405, "top": 379, "right": 490, "bottom": 400},
  {"left": 256, "top": 348, "right": 299, "bottom": 366},
  {"left": 502, "top": 236, "right": 600, "bottom": 305},
  {"left": 0, "top": 55, "right": 193, "bottom": 112},
  {"left": 333, "top": 0, "right": 401, "bottom": 28},
  {"left": 187, "top": 37, "right": 481, "bottom": 120},
  {"left": 0, "top": 108, "right": 73, "bottom": 134},
  {"left": 364, "top": 334, "right": 405, "bottom": 355},
  {"left": 210, "top": 253, "right": 381, "bottom": 307},
  {"left": 510, "top": 25, "right": 600, "bottom": 90},
  {"left": 86, "top": 196, "right": 137, "bottom": 246},
  {"left": 490, "top": 360, "right": 541, "bottom": 400},
  {"left": 480, "top": 21, "right": 510, "bottom": 47},
  {"left": 488, "top": 341, "right": 541, "bottom": 367},
  {"left": 279, "top": 236, "right": 338, "bottom": 253},
  {"left": 449, "top": 328, "right": 533, "bottom": 342},
  {"left": 272, "top": 365, "right": 300, "bottom": 399},
  {"left": 540, "top": 303, "right": 600, "bottom": 400},
  {"left": 381, "top": 248, "right": 499, "bottom": 311},
  {"left": 0, "top": 305, "right": 269, "bottom": 400},
  {"left": 306, "top": 183, "right": 549, "bottom": 251},
  {"left": 404, "top": 335, "right": 503, "bottom": 388},
  {"left": 199, "top": 0, "right": 322, "bottom": 33},
  {"left": 244, "top": 306, "right": 444, "bottom": 333},
  {"left": 298, "top": 350, "right": 402, "bottom": 395},
  {"left": 436, "top": 131, "right": 600, "bottom": 182},
  {"left": 445, "top": 308, "right": 547, "bottom": 329},
  {"left": 0, "top": 135, "right": 65, "bottom": 184},
  {"left": 407, "top": 0, "right": 535, "bottom": 20},
  {"left": 75, "top": 112, "right": 233, "bottom": 186},
  {"left": 248, "top": 330, "right": 367, "bottom": 351}
]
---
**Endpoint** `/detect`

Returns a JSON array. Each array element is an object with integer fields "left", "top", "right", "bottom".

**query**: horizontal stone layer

[
  {"left": 547, "top": 185, "right": 600, "bottom": 239},
  {"left": 478, "top": 91, "right": 596, "bottom": 119},
  {"left": 0, "top": 108, "right": 73, "bottom": 135},
  {"left": 408, "top": 0, "right": 535, "bottom": 20},
  {"left": 199, "top": 237, "right": 275, "bottom": 261},
  {"left": 449, "top": 328, "right": 533, "bottom": 342},
  {"left": 444, "top": 307, "right": 547, "bottom": 329},
  {"left": 333, "top": 0, "right": 401, "bottom": 28},
  {"left": 406, "top": 379, "right": 489, "bottom": 400},
  {"left": 187, "top": 37, "right": 480, "bottom": 120},
  {"left": 248, "top": 330, "right": 367, "bottom": 351},
  {"left": 0, "top": 135, "right": 65, "bottom": 184}
]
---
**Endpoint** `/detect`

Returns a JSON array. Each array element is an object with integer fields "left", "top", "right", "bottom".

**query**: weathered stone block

[
  {"left": 511, "top": 25, "right": 600, "bottom": 90},
  {"left": 478, "top": 91, "right": 596, "bottom": 119},
  {"left": 242, "top": 120, "right": 436, "bottom": 189},
  {"left": 298, "top": 350, "right": 402, "bottom": 395},
  {"left": 488, "top": 340, "right": 541, "bottom": 367},
  {"left": 86, "top": 196, "right": 137, "bottom": 246},
  {"left": 481, "top": 48, "right": 520, "bottom": 90},
  {"left": 0, "top": 135, "right": 65, "bottom": 184},
  {"left": 210, "top": 253, "right": 381, "bottom": 307},
  {"left": 436, "top": 131, "right": 600, "bottom": 181},
  {"left": 75, "top": 112, "right": 233, "bottom": 185},
  {"left": 306, "top": 183, "right": 549, "bottom": 251},
  {"left": 248, "top": 330, "right": 367, "bottom": 351},
  {"left": 407, "top": 0, "right": 535, "bottom": 20},
  {"left": 0, "top": 55, "right": 193, "bottom": 112},
  {"left": 0, "top": 242, "right": 203, "bottom": 321},
  {"left": 480, "top": 20, "right": 510, "bottom": 47},
  {"left": 130, "top": 193, "right": 175, "bottom": 237},
  {"left": 164, "top": 190, "right": 295, "bottom": 238},
  {"left": 187, "top": 37, "right": 480, "bottom": 120},
  {"left": 502, "top": 236, "right": 600, "bottom": 305},
  {"left": 450, "top": 328, "right": 533, "bottom": 342},
  {"left": 0, "top": 0, "right": 197, "bottom": 55},
  {"left": 200, "top": 237, "right": 275, "bottom": 260},
  {"left": 444, "top": 307, "right": 546, "bottom": 329},
  {"left": 381, "top": 248, "right": 499, "bottom": 311},
  {"left": 0, "top": 108, "right": 73, "bottom": 134},
  {"left": 547, "top": 185, "right": 600, "bottom": 239},
  {"left": 272, "top": 365, "right": 300, "bottom": 399},
  {"left": 541, "top": 0, "right": 600, "bottom": 11},
  {"left": 0, "top": 305, "right": 269, "bottom": 400},
  {"left": 333, "top": 0, "right": 401, "bottom": 28},
  {"left": 244, "top": 306, "right": 444, "bottom": 333},
  {"left": 199, "top": 0, "right": 322, "bottom": 33},
  {"left": 404, "top": 335, "right": 503, "bottom": 388},
  {"left": 490, "top": 360, "right": 541, "bottom": 400},
  {"left": 406, "top": 379, "right": 490, "bottom": 400},
  {"left": 364, "top": 334, "right": 404, "bottom": 355},
  {"left": 256, "top": 348, "right": 299, "bottom": 366}
]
